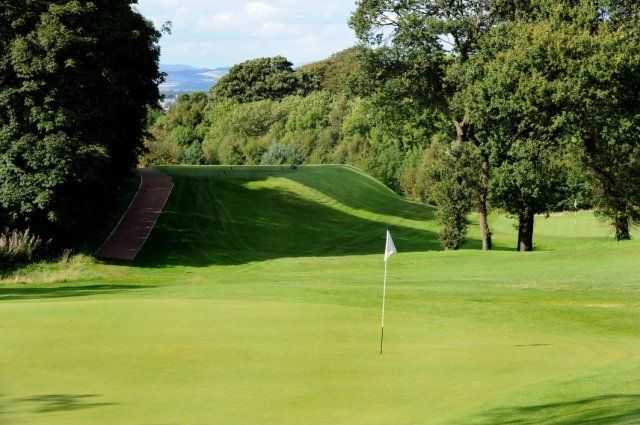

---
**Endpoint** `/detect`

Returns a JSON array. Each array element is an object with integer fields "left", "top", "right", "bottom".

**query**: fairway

[{"left": 2, "top": 166, "right": 640, "bottom": 425}]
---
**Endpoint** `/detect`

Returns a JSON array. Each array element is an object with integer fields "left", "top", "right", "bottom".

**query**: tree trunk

[
  {"left": 456, "top": 119, "right": 493, "bottom": 251},
  {"left": 517, "top": 209, "right": 535, "bottom": 252},
  {"left": 615, "top": 216, "right": 631, "bottom": 241},
  {"left": 478, "top": 158, "right": 492, "bottom": 251}
]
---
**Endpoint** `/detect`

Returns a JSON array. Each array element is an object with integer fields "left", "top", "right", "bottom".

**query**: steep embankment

[{"left": 136, "top": 165, "right": 439, "bottom": 266}]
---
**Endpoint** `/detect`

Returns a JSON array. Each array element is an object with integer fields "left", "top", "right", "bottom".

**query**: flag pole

[{"left": 380, "top": 258, "right": 388, "bottom": 355}]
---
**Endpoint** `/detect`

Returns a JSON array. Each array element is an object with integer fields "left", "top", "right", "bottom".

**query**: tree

[
  {"left": 423, "top": 139, "right": 481, "bottom": 250},
  {"left": 453, "top": 13, "right": 569, "bottom": 251},
  {"left": 561, "top": 1, "right": 640, "bottom": 240},
  {"left": 490, "top": 141, "right": 567, "bottom": 251},
  {"left": 350, "top": 0, "right": 529, "bottom": 251},
  {"left": 143, "top": 92, "right": 208, "bottom": 165},
  {"left": 298, "top": 47, "right": 363, "bottom": 93},
  {"left": 211, "top": 56, "right": 317, "bottom": 103},
  {"left": 458, "top": 0, "right": 640, "bottom": 246},
  {"left": 0, "top": 0, "right": 163, "bottom": 242}
]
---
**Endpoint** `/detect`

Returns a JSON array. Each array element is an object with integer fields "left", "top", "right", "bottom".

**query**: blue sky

[{"left": 135, "top": 0, "right": 359, "bottom": 68}]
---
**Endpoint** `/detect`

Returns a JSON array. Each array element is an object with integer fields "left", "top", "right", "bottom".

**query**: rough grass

[
  {"left": 0, "top": 254, "right": 96, "bottom": 285},
  {"left": 1, "top": 165, "right": 639, "bottom": 425}
]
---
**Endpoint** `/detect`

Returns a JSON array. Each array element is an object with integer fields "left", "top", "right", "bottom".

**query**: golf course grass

[{"left": 1, "top": 165, "right": 639, "bottom": 425}]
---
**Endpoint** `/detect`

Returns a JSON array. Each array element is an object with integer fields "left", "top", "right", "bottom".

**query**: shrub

[
  {"left": 140, "top": 136, "right": 183, "bottom": 166},
  {"left": 178, "top": 141, "right": 206, "bottom": 165},
  {"left": 0, "top": 229, "right": 46, "bottom": 267},
  {"left": 261, "top": 143, "right": 304, "bottom": 165},
  {"left": 399, "top": 148, "right": 425, "bottom": 201},
  {"left": 422, "top": 140, "right": 481, "bottom": 250}
]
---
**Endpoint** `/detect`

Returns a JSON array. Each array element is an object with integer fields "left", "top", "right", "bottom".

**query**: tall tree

[
  {"left": 350, "top": 0, "right": 530, "bottom": 251},
  {"left": 459, "top": 0, "right": 640, "bottom": 246},
  {"left": 0, "top": 1, "right": 163, "bottom": 241},
  {"left": 569, "top": 0, "right": 640, "bottom": 240}
]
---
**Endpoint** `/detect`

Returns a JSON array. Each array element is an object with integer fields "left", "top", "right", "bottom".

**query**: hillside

[{"left": 137, "top": 165, "right": 439, "bottom": 266}]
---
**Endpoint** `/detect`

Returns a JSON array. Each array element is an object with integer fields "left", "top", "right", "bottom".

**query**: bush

[
  {"left": 261, "top": 143, "right": 304, "bottom": 165},
  {"left": 422, "top": 140, "right": 481, "bottom": 250},
  {"left": 140, "top": 136, "right": 183, "bottom": 166},
  {"left": 0, "top": 229, "right": 46, "bottom": 268},
  {"left": 399, "top": 148, "right": 425, "bottom": 201},
  {"left": 178, "top": 141, "right": 206, "bottom": 165}
]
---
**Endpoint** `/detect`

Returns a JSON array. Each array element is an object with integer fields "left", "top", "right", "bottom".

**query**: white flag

[{"left": 384, "top": 230, "right": 397, "bottom": 262}]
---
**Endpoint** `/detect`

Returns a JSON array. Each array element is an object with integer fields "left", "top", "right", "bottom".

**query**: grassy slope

[{"left": 1, "top": 165, "right": 639, "bottom": 425}]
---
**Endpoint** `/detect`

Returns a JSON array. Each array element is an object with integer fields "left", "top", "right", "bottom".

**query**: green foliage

[
  {"left": 284, "top": 91, "right": 335, "bottom": 132},
  {"left": 298, "top": 47, "right": 363, "bottom": 93},
  {"left": 558, "top": 3, "right": 640, "bottom": 237},
  {"left": 202, "top": 98, "right": 284, "bottom": 164},
  {"left": 145, "top": 107, "right": 163, "bottom": 129},
  {"left": 490, "top": 141, "right": 567, "bottom": 216},
  {"left": 141, "top": 135, "right": 182, "bottom": 166},
  {"left": 348, "top": 0, "right": 529, "bottom": 250},
  {"left": 422, "top": 140, "right": 482, "bottom": 250},
  {"left": 179, "top": 141, "right": 206, "bottom": 165},
  {"left": 147, "top": 44, "right": 437, "bottom": 192},
  {"left": 142, "top": 92, "right": 208, "bottom": 166},
  {"left": 0, "top": 0, "right": 162, "bottom": 242},
  {"left": 458, "top": 0, "right": 640, "bottom": 242},
  {"left": 260, "top": 144, "right": 304, "bottom": 166},
  {"left": 211, "top": 56, "right": 316, "bottom": 103}
]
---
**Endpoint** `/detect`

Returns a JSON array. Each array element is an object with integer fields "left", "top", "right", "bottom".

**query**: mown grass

[{"left": 1, "top": 165, "right": 638, "bottom": 425}]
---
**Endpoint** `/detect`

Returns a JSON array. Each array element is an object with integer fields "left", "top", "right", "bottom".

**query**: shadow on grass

[
  {"left": 0, "top": 285, "right": 149, "bottom": 302},
  {"left": 468, "top": 394, "right": 640, "bottom": 424},
  {"left": 131, "top": 174, "right": 446, "bottom": 268},
  {"left": 16, "top": 394, "right": 117, "bottom": 414},
  {"left": 156, "top": 165, "right": 436, "bottom": 222}
]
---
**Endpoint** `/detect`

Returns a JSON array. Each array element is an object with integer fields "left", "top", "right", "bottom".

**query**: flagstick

[{"left": 380, "top": 259, "right": 388, "bottom": 355}]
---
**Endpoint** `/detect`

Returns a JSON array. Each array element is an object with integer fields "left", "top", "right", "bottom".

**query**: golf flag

[
  {"left": 380, "top": 230, "right": 397, "bottom": 354},
  {"left": 384, "top": 230, "right": 397, "bottom": 262}
]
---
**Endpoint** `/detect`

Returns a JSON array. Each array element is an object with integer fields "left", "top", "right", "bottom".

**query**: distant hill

[
  {"left": 160, "top": 64, "right": 229, "bottom": 95},
  {"left": 158, "top": 47, "right": 360, "bottom": 105}
]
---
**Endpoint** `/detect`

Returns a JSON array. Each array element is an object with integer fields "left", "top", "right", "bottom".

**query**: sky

[{"left": 135, "top": 0, "right": 359, "bottom": 68}]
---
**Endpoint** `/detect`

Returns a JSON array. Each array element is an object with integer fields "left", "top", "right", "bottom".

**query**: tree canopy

[
  {"left": 0, "top": 0, "right": 163, "bottom": 242},
  {"left": 211, "top": 56, "right": 317, "bottom": 103}
]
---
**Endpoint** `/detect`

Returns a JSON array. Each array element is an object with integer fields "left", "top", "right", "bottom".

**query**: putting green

[{"left": 1, "top": 165, "right": 639, "bottom": 425}]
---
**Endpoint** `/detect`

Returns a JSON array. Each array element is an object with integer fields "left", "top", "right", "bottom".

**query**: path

[{"left": 96, "top": 168, "right": 174, "bottom": 261}]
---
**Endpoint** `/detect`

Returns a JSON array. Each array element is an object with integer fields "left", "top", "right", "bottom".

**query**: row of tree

[{"left": 351, "top": 0, "right": 640, "bottom": 251}]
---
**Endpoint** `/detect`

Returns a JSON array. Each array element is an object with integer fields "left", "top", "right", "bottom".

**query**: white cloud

[
  {"left": 136, "top": 0, "right": 358, "bottom": 67},
  {"left": 196, "top": 12, "right": 243, "bottom": 32},
  {"left": 246, "top": 2, "right": 279, "bottom": 18}
]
